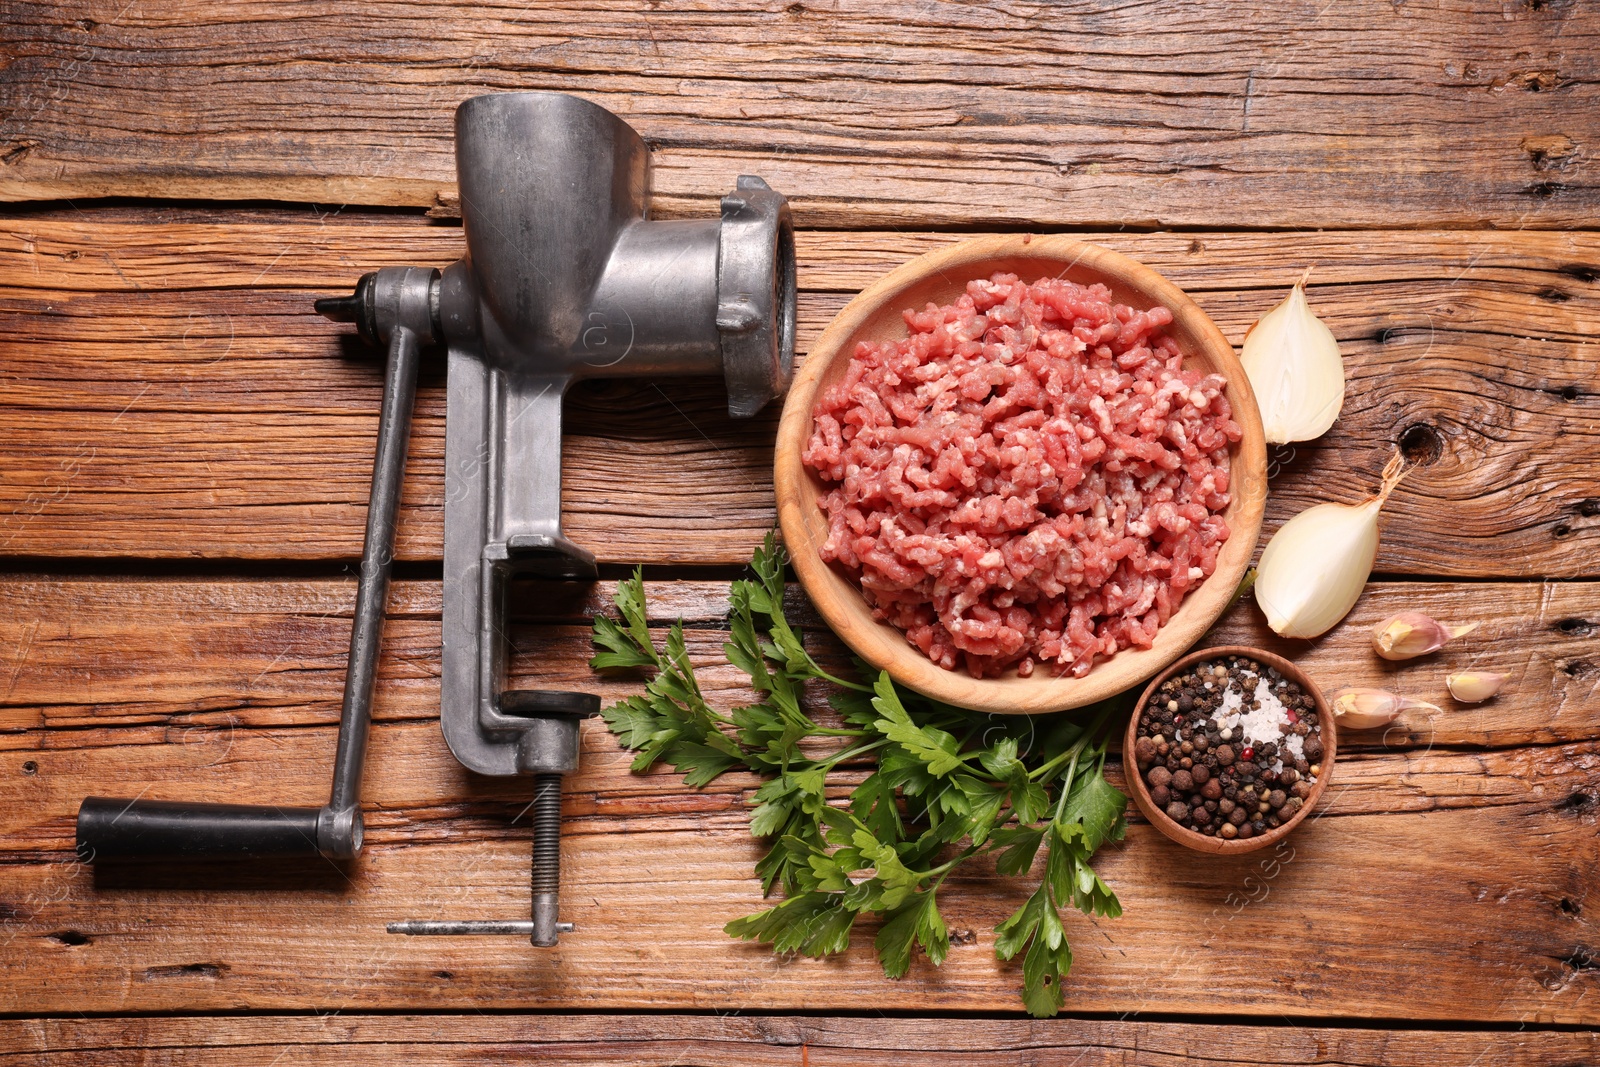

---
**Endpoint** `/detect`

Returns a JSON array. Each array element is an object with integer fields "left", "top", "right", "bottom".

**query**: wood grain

[
  {"left": 0, "top": 576, "right": 1594, "bottom": 1018},
  {"left": 0, "top": 576, "right": 1594, "bottom": 751},
  {"left": 2, "top": 220, "right": 1596, "bottom": 575},
  {"left": 2, "top": 749, "right": 1595, "bottom": 1018},
  {"left": 0, "top": 2, "right": 1596, "bottom": 229},
  {"left": 1, "top": 1015, "right": 1595, "bottom": 1065}
]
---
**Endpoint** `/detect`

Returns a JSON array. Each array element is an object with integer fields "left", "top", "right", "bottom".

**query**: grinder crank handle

[{"left": 76, "top": 294, "right": 430, "bottom": 862}]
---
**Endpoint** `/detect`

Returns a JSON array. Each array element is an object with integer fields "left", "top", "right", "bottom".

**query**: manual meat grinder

[{"left": 77, "top": 91, "right": 796, "bottom": 947}]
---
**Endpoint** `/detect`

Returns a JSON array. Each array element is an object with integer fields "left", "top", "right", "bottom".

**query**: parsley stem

[
  {"left": 922, "top": 844, "right": 979, "bottom": 881},
  {"left": 803, "top": 667, "right": 873, "bottom": 693},
  {"left": 821, "top": 738, "right": 888, "bottom": 768}
]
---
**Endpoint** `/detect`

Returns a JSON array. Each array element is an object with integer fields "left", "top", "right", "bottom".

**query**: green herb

[{"left": 590, "top": 533, "right": 1128, "bottom": 1017}]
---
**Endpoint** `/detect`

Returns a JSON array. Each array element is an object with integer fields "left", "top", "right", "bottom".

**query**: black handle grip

[{"left": 76, "top": 797, "right": 324, "bottom": 861}]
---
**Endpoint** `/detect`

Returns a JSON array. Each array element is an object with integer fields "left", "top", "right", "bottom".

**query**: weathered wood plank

[
  {"left": 0, "top": 1015, "right": 1595, "bottom": 1065},
  {"left": 0, "top": 1, "right": 1596, "bottom": 228},
  {"left": 1, "top": 761, "right": 1595, "bottom": 1018},
  {"left": 4, "top": 694, "right": 1593, "bottom": 850},
  {"left": 0, "top": 577, "right": 1594, "bottom": 750},
  {"left": 0, "top": 577, "right": 1594, "bottom": 1018},
  {"left": 1, "top": 221, "right": 1595, "bottom": 574}
]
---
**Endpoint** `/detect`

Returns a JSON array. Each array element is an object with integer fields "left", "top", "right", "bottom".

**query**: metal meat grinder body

[{"left": 76, "top": 91, "right": 795, "bottom": 949}]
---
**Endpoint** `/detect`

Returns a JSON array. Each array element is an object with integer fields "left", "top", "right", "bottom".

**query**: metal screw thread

[
  {"left": 531, "top": 773, "right": 563, "bottom": 894},
  {"left": 529, "top": 773, "right": 564, "bottom": 948}
]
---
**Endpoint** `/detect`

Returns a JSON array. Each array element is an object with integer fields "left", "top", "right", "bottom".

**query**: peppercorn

[
  {"left": 1237, "top": 822, "right": 1254, "bottom": 839},
  {"left": 1150, "top": 784, "right": 1171, "bottom": 808},
  {"left": 1218, "top": 797, "right": 1235, "bottom": 815},
  {"left": 1201, "top": 779, "right": 1222, "bottom": 801},
  {"left": 1228, "top": 807, "right": 1247, "bottom": 826},
  {"left": 1279, "top": 768, "right": 1300, "bottom": 786},
  {"left": 1303, "top": 736, "right": 1325, "bottom": 762},
  {"left": 1192, "top": 806, "right": 1211, "bottom": 825},
  {"left": 1134, "top": 737, "right": 1158, "bottom": 765},
  {"left": 1215, "top": 744, "right": 1235, "bottom": 766},
  {"left": 1191, "top": 764, "right": 1210, "bottom": 786},
  {"left": 1170, "top": 770, "right": 1194, "bottom": 793},
  {"left": 1220, "top": 822, "right": 1238, "bottom": 839},
  {"left": 1267, "top": 789, "right": 1288, "bottom": 809},
  {"left": 1290, "top": 781, "right": 1312, "bottom": 800},
  {"left": 1165, "top": 800, "right": 1189, "bottom": 823},
  {"left": 1147, "top": 766, "right": 1172, "bottom": 789}
]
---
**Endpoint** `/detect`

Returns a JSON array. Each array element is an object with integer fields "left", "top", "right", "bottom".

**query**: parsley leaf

[{"left": 592, "top": 534, "right": 1126, "bottom": 1017}]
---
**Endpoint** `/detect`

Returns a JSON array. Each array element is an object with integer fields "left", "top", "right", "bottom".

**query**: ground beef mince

[{"left": 802, "top": 272, "right": 1242, "bottom": 679}]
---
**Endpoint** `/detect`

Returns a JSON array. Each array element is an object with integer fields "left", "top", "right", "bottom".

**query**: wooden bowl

[
  {"left": 773, "top": 235, "right": 1267, "bottom": 714},
  {"left": 1124, "top": 645, "right": 1337, "bottom": 855}
]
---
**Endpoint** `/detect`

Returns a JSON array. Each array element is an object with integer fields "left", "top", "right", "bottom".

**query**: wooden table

[{"left": 2, "top": 3, "right": 1598, "bottom": 1061}]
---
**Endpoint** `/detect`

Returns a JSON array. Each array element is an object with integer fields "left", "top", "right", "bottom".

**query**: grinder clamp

[{"left": 76, "top": 92, "right": 796, "bottom": 949}]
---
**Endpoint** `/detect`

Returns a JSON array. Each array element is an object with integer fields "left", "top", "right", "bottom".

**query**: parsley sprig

[{"left": 590, "top": 534, "right": 1128, "bottom": 1017}]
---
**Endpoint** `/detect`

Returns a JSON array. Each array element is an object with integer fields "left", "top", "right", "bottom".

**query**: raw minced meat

[{"left": 802, "top": 272, "right": 1242, "bottom": 679}]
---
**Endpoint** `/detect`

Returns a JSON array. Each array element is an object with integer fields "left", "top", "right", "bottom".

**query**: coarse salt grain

[{"left": 1210, "top": 676, "right": 1294, "bottom": 753}]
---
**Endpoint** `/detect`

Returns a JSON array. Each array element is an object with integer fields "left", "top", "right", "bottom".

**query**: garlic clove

[
  {"left": 1371, "top": 611, "right": 1480, "bottom": 660},
  {"left": 1240, "top": 273, "right": 1346, "bottom": 445},
  {"left": 1328, "top": 686, "right": 1441, "bottom": 730},
  {"left": 1446, "top": 670, "right": 1510, "bottom": 703},
  {"left": 1255, "top": 454, "right": 1408, "bottom": 639}
]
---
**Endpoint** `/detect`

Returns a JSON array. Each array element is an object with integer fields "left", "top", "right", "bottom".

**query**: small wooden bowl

[
  {"left": 1124, "top": 645, "right": 1337, "bottom": 855},
  {"left": 774, "top": 235, "right": 1267, "bottom": 715}
]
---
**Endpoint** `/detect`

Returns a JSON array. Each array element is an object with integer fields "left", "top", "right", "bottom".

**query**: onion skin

[
  {"left": 1256, "top": 501, "right": 1379, "bottom": 639},
  {"left": 1240, "top": 281, "right": 1346, "bottom": 445},
  {"left": 1254, "top": 455, "right": 1408, "bottom": 640}
]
